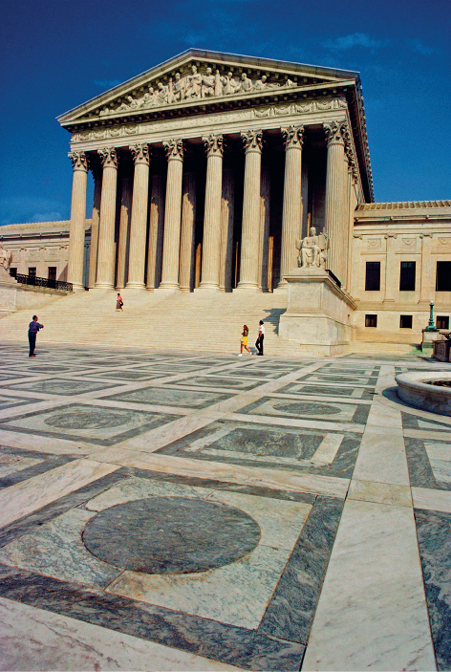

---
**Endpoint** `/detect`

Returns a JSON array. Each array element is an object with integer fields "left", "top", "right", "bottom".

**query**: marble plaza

[{"left": 0, "top": 341, "right": 450, "bottom": 670}]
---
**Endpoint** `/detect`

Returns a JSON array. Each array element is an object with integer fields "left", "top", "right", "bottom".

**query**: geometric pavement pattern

[{"left": 0, "top": 341, "right": 450, "bottom": 671}]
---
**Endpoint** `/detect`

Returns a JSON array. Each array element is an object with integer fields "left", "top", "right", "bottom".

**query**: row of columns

[{"left": 68, "top": 121, "right": 353, "bottom": 292}]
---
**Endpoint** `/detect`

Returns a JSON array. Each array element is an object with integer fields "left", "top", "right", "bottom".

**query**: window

[
  {"left": 9, "top": 267, "right": 17, "bottom": 278},
  {"left": 437, "top": 316, "right": 450, "bottom": 330},
  {"left": 48, "top": 267, "right": 57, "bottom": 285},
  {"left": 365, "top": 262, "right": 380, "bottom": 291},
  {"left": 28, "top": 267, "right": 36, "bottom": 278},
  {"left": 436, "top": 261, "right": 451, "bottom": 291},
  {"left": 399, "top": 261, "right": 416, "bottom": 291},
  {"left": 400, "top": 315, "right": 413, "bottom": 329},
  {"left": 365, "top": 314, "right": 377, "bottom": 328}
]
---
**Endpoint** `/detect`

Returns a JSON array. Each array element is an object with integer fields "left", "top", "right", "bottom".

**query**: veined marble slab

[
  {"left": 412, "top": 487, "right": 451, "bottom": 513},
  {"left": 348, "top": 479, "right": 412, "bottom": 507},
  {"left": 301, "top": 499, "right": 436, "bottom": 672},
  {"left": 107, "top": 543, "right": 291, "bottom": 630},
  {"left": 111, "top": 452, "right": 350, "bottom": 498},
  {"left": 0, "top": 428, "right": 97, "bottom": 455},
  {"left": 0, "top": 453, "right": 43, "bottom": 478},
  {"left": 0, "top": 597, "right": 247, "bottom": 671},
  {"left": 352, "top": 426, "right": 409, "bottom": 486},
  {"left": 0, "top": 508, "right": 121, "bottom": 588},
  {"left": 0, "top": 459, "right": 118, "bottom": 528},
  {"left": 423, "top": 440, "right": 451, "bottom": 483}
]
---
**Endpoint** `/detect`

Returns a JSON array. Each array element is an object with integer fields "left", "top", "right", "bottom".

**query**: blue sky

[{"left": 0, "top": 0, "right": 450, "bottom": 225}]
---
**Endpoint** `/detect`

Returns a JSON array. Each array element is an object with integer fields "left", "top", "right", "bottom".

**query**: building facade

[{"left": 1, "top": 50, "right": 450, "bottom": 345}]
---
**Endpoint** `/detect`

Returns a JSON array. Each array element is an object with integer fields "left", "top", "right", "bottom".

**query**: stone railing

[{"left": 15, "top": 273, "right": 73, "bottom": 293}]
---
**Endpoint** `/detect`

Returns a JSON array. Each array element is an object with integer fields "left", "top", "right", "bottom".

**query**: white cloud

[
  {"left": 322, "top": 32, "right": 387, "bottom": 51},
  {"left": 407, "top": 39, "right": 434, "bottom": 56}
]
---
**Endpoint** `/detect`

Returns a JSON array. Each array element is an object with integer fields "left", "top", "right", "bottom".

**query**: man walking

[
  {"left": 28, "top": 315, "right": 44, "bottom": 357},
  {"left": 255, "top": 320, "right": 265, "bottom": 356}
]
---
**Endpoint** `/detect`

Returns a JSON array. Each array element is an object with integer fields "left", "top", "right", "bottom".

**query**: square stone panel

[
  {"left": 103, "top": 385, "right": 234, "bottom": 409},
  {"left": 169, "top": 375, "right": 258, "bottom": 390},
  {"left": 158, "top": 421, "right": 362, "bottom": 477},
  {"left": 87, "top": 370, "right": 166, "bottom": 381},
  {"left": 237, "top": 397, "right": 370, "bottom": 424},
  {"left": 277, "top": 383, "right": 374, "bottom": 400},
  {"left": 0, "top": 404, "right": 180, "bottom": 446},
  {"left": 4, "top": 378, "right": 122, "bottom": 396}
]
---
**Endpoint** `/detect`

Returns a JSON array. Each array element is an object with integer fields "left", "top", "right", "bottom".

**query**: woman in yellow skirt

[{"left": 238, "top": 325, "right": 252, "bottom": 356}]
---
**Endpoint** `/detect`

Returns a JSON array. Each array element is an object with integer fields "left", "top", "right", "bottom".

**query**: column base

[
  {"left": 94, "top": 282, "right": 115, "bottom": 290},
  {"left": 235, "top": 282, "right": 261, "bottom": 292},
  {"left": 125, "top": 282, "right": 146, "bottom": 290},
  {"left": 157, "top": 283, "right": 180, "bottom": 292},
  {"left": 70, "top": 283, "right": 86, "bottom": 292},
  {"left": 197, "top": 282, "right": 221, "bottom": 291}
]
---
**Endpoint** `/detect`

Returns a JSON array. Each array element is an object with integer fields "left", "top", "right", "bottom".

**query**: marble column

[
  {"left": 116, "top": 174, "right": 132, "bottom": 289},
  {"left": 179, "top": 172, "right": 196, "bottom": 292},
  {"left": 199, "top": 134, "right": 223, "bottom": 291},
  {"left": 67, "top": 151, "right": 88, "bottom": 291},
  {"left": 220, "top": 169, "right": 235, "bottom": 292},
  {"left": 88, "top": 165, "right": 102, "bottom": 289},
  {"left": 324, "top": 121, "right": 347, "bottom": 285},
  {"left": 419, "top": 234, "right": 434, "bottom": 304},
  {"left": 96, "top": 147, "right": 119, "bottom": 289},
  {"left": 159, "top": 139, "right": 184, "bottom": 290},
  {"left": 278, "top": 125, "right": 304, "bottom": 288},
  {"left": 237, "top": 129, "right": 263, "bottom": 291},
  {"left": 259, "top": 167, "right": 271, "bottom": 291},
  {"left": 127, "top": 143, "right": 150, "bottom": 289},
  {"left": 146, "top": 174, "right": 165, "bottom": 290}
]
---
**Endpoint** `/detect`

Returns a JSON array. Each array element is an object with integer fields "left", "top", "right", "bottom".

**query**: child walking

[{"left": 239, "top": 325, "right": 252, "bottom": 356}]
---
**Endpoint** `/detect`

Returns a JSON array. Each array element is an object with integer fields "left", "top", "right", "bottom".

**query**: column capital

[
  {"left": 163, "top": 138, "right": 184, "bottom": 161},
  {"left": 241, "top": 129, "right": 263, "bottom": 154},
  {"left": 281, "top": 125, "right": 304, "bottom": 150},
  {"left": 202, "top": 133, "right": 224, "bottom": 158},
  {"left": 98, "top": 147, "right": 119, "bottom": 169},
  {"left": 68, "top": 150, "right": 88, "bottom": 172},
  {"left": 324, "top": 120, "right": 346, "bottom": 147},
  {"left": 129, "top": 143, "right": 151, "bottom": 165}
]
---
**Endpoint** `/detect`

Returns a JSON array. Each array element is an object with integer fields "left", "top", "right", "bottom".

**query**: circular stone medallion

[{"left": 82, "top": 497, "right": 261, "bottom": 574}]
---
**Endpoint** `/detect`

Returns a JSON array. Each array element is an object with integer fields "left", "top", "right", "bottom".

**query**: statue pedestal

[
  {"left": 0, "top": 268, "right": 17, "bottom": 316},
  {"left": 279, "top": 268, "right": 356, "bottom": 356}
]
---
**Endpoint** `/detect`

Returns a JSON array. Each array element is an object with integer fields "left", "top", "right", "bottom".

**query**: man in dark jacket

[{"left": 28, "top": 315, "right": 44, "bottom": 357}]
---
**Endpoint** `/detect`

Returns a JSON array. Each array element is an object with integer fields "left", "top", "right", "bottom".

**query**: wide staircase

[
  {"left": 0, "top": 289, "right": 422, "bottom": 357},
  {"left": 0, "top": 288, "right": 299, "bottom": 356}
]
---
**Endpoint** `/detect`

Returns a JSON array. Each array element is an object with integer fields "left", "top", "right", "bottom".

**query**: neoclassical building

[{"left": 1, "top": 49, "right": 450, "bottom": 346}]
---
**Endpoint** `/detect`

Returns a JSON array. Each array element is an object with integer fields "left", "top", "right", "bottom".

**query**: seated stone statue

[
  {"left": 296, "top": 227, "right": 328, "bottom": 268},
  {"left": 0, "top": 244, "right": 12, "bottom": 271}
]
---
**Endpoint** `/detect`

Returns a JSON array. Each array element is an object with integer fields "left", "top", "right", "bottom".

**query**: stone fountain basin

[{"left": 395, "top": 372, "right": 451, "bottom": 416}]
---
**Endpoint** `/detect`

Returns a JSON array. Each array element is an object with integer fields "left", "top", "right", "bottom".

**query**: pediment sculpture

[
  {"left": 98, "top": 65, "right": 298, "bottom": 117},
  {"left": 296, "top": 228, "right": 329, "bottom": 268}
]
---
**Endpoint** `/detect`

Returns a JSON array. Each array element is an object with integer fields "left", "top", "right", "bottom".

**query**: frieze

[
  {"left": 401, "top": 238, "right": 416, "bottom": 247},
  {"left": 438, "top": 238, "right": 451, "bottom": 246},
  {"left": 71, "top": 98, "right": 347, "bottom": 144}
]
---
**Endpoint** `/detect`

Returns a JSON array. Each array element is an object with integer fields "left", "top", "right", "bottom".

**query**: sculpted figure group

[{"left": 99, "top": 65, "right": 297, "bottom": 116}]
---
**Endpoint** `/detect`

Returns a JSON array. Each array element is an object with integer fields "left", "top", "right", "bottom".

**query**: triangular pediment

[{"left": 57, "top": 49, "right": 359, "bottom": 128}]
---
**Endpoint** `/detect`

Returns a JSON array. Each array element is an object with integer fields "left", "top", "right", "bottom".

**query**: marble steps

[
  {"left": 0, "top": 289, "right": 306, "bottom": 355},
  {"left": 348, "top": 341, "right": 417, "bottom": 355}
]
